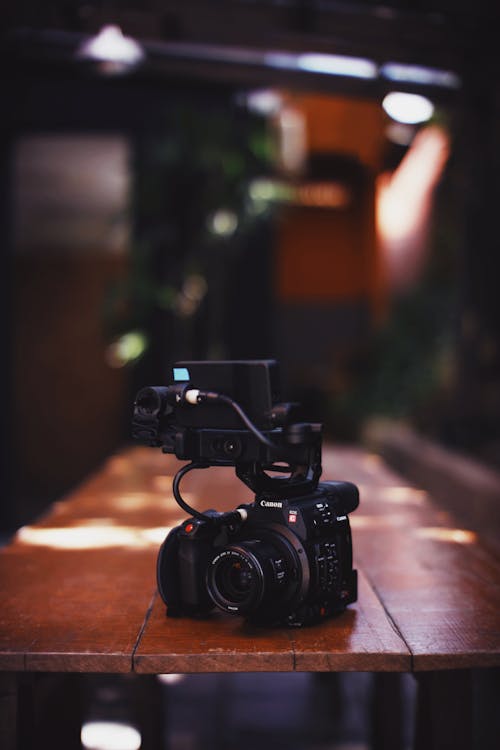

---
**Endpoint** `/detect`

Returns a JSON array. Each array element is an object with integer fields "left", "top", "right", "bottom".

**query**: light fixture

[
  {"left": 382, "top": 92, "right": 435, "bottom": 125},
  {"left": 265, "top": 51, "right": 377, "bottom": 80},
  {"left": 76, "top": 25, "right": 145, "bottom": 74},
  {"left": 296, "top": 53, "right": 377, "bottom": 80},
  {"left": 381, "top": 62, "right": 460, "bottom": 89}
]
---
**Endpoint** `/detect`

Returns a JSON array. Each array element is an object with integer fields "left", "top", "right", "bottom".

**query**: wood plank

[
  {"left": 3, "top": 444, "right": 499, "bottom": 675},
  {"left": 134, "top": 595, "right": 295, "bottom": 673},
  {"left": 0, "top": 449, "right": 173, "bottom": 672},
  {"left": 0, "top": 448, "right": 251, "bottom": 673},
  {"left": 365, "top": 422, "right": 500, "bottom": 536},
  {"left": 134, "top": 568, "right": 409, "bottom": 673},
  {"left": 0, "top": 542, "right": 155, "bottom": 672},
  {"left": 357, "top": 531, "right": 500, "bottom": 670},
  {"left": 288, "top": 568, "right": 410, "bottom": 672},
  {"left": 322, "top": 445, "right": 500, "bottom": 670}
]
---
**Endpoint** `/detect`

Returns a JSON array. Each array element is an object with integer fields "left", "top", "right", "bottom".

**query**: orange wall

[
  {"left": 276, "top": 204, "right": 372, "bottom": 302},
  {"left": 275, "top": 94, "right": 385, "bottom": 317},
  {"left": 283, "top": 93, "right": 385, "bottom": 170}
]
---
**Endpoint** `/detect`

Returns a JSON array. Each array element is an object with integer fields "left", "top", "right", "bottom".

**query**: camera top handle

[
  {"left": 234, "top": 435, "right": 322, "bottom": 497},
  {"left": 171, "top": 450, "right": 322, "bottom": 529},
  {"left": 133, "top": 379, "right": 324, "bottom": 519},
  {"left": 183, "top": 387, "right": 323, "bottom": 496},
  {"left": 171, "top": 395, "right": 323, "bottom": 524}
]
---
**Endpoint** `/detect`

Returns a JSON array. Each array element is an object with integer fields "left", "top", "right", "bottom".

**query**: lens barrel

[
  {"left": 135, "top": 386, "right": 169, "bottom": 416},
  {"left": 206, "top": 536, "right": 299, "bottom": 618}
]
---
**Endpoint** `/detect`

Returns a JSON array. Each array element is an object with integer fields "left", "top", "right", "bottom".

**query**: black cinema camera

[{"left": 132, "top": 360, "right": 359, "bottom": 627}]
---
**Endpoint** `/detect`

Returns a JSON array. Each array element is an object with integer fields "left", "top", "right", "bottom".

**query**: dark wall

[{"left": 12, "top": 253, "right": 129, "bottom": 526}]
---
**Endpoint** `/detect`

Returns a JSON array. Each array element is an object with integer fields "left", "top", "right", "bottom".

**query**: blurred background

[
  {"left": 2, "top": 3, "right": 500, "bottom": 750},
  {"left": 2, "top": 1, "right": 499, "bottom": 533}
]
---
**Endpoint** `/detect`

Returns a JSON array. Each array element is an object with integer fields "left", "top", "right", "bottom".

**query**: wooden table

[{"left": 1, "top": 445, "right": 500, "bottom": 749}]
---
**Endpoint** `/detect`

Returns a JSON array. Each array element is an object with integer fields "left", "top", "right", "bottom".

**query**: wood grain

[
  {"left": 0, "top": 449, "right": 168, "bottom": 672},
  {"left": 0, "top": 538, "right": 156, "bottom": 672},
  {"left": 322, "top": 445, "right": 500, "bottom": 670},
  {"left": 2, "top": 445, "right": 500, "bottom": 675},
  {"left": 283, "top": 568, "right": 409, "bottom": 672},
  {"left": 134, "top": 568, "right": 410, "bottom": 673},
  {"left": 134, "top": 595, "right": 295, "bottom": 673}
]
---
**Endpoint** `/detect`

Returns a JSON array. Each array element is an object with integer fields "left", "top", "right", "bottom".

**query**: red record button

[{"left": 184, "top": 522, "right": 195, "bottom": 533}]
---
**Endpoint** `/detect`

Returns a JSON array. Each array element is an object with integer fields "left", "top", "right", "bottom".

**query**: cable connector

[{"left": 184, "top": 389, "right": 220, "bottom": 405}]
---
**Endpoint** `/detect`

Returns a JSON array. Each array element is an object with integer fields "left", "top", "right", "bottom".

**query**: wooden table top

[{"left": 1, "top": 445, "right": 499, "bottom": 674}]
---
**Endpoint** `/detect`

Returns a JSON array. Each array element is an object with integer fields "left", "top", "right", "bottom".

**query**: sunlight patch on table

[{"left": 16, "top": 523, "right": 174, "bottom": 550}]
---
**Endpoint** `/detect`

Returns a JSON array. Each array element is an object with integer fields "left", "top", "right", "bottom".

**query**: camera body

[
  {"left": 157, "top": 480, "right": 358, "bottom": 627},
  {"left": 133, "top": 360, "right": 359, "bottom": 627}
]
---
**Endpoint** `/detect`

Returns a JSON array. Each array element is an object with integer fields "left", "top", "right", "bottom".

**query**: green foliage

[
  {"left": 366, "top": 284, "right": 456, "bottom": 417},
  {"left": 103, "top": 99, "right": 275, "bottom": 355}
]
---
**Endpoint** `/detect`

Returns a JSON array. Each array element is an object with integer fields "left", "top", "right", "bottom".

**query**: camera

[{"left": 133, "top": 360, "right": 359, "bottom": 627}]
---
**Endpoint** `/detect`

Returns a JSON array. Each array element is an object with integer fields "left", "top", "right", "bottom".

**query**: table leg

[
  {"left": 472, "top": 667, "right": 500, "bottom": 750},
  {"left": 0, "top": 673, "right": 18, "bottom": 750},
  {"left": 130, "top": 675, "right": 166, "bottom": 750},
  {"left": 414, "top": 670, "right": 473, "bottom": 750},
  {"left": 15, "top": 673, "right": 83, "bottom": 750},
  {"left": 370, "top": 673, "right": 405, "bottom": 750}
]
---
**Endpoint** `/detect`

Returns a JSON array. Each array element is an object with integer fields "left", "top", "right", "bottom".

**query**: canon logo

[{"left": 260, "top": 500, "right": 283, "bottom": 508}]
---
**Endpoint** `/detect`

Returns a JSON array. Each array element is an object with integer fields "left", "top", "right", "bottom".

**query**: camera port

[
  {"left": 223, "top": 438, "right": 242, "bottom": 458},
  {"left": 212, "top": 436, "right": 243, "bottom": 459}
]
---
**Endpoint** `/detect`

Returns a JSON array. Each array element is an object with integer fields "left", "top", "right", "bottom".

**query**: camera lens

[
  {"left": 227, "top": 560, "right": 252, "bottom": 591},
  {"left": 207, "top": 536, "right": 299, "bottom": 618},
  {"left": 207, "top": 547, "right": 264, "bottom": 614}
]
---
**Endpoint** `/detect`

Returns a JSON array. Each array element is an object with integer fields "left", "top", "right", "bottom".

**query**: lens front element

[
  {"left": 207, "top": 535, "right": 301, "bottom": 620},
  {"left": 207, "top": 546, "right": 264, "bottom": 614}
]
